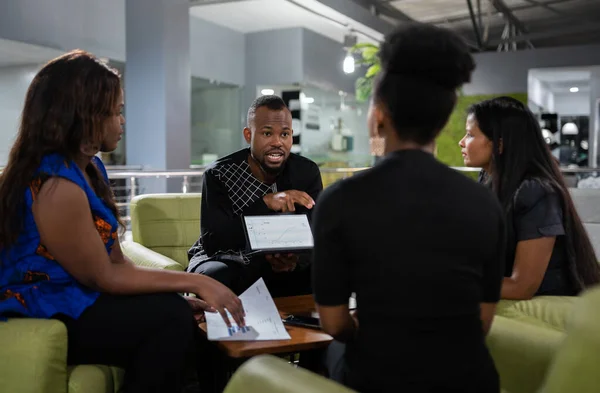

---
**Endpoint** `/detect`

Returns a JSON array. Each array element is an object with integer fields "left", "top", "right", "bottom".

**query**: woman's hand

[
  {"left": 194, "top": 275, "right": 245, "bottom": 327},
  {"left": 184, "top": 296, "right": 215, "bottom": 323}
]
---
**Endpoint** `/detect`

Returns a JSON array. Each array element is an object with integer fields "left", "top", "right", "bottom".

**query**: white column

[{"left": 590, "top": 68, "right": 600, "bottom": 168}]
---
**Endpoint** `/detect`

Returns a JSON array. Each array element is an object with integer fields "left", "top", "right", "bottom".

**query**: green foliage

[
  {"left": 349, "top": 42, "right": 528, "bottom": 173},
  {"left": 435, "top": 92, "right": 528, "bottom": 168},
  {"left": 350, "top": 43, "right": 380, "bottom": 102}
]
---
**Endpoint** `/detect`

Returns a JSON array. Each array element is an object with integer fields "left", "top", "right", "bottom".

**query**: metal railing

[{"left": 106, "top": 165, "right": 600, "bottom": 226}]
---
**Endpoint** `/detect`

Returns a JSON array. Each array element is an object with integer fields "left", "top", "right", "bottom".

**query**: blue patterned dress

[{"left": 0, "top": 154, "right": 118, "bottom": 320}]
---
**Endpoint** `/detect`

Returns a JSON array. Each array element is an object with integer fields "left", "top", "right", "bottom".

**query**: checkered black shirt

[{"left": 187, "top": 148, "right": 322, "bottom": 272}]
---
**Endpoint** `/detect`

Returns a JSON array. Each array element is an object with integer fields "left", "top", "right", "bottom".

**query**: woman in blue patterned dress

[{"left": 0, "top": 50, "right": 244, "bottom": 393}]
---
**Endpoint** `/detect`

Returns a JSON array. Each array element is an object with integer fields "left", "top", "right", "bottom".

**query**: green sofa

[
  {"left": 124, "top": 193, "right": 202, "bottom": 271},
  {"left": 0, "top": 194, "right": 199, "bottom": 393},
  {"left": 487, "top": 285, "right": 600, "bottom": 393},
  {"left": 495, "top": 296, "right": 578, "bottom": 332},
  {"left": 0, "top": 318, "right": 124, "bottom": 393},
  {"left": 485, "top": 294, "right": 579, "bottom": 392}
]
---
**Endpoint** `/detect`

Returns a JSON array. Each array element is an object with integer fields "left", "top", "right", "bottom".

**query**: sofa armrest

[
  {"left": 496, "top": 296, "right": 578, "bottom": 332},
  {"left": 541, "top": 286, "right": 600, "bottom": 393},
  {"left": 486, "top": 316, "right": 565, "bottom": 393},
  {"left": 224, "top": 355, "right": 356, "bottom": 393},
  {"left": 0, "top": 318, "right": 68, "bottom": 393},
  {"left": 121, "top": 240, "right": 184, "bottom": 271}
]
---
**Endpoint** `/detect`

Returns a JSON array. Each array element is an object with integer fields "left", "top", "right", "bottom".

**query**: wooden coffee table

[
  {"left": 198, "top": 295, "right": 332, "bottom": 392},
  {"left": 198, "top": 295, "right": 332, "bottom": 358}
]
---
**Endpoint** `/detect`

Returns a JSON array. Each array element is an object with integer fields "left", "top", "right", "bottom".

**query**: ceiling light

[
  {"left": 343, "top": 54, "right": 355, "bottom": 74},
  {"left": 562, "top": 122, "right": 579, "bottom": 135},
  {"left": 304, "top": 97, "right": 314, "bottom": 104},
  {"left": 570, "top": 87, "right": 579, "bottom": 93},
  {"left": 261, "top": 89, "right": 274, "bottom": 95}
]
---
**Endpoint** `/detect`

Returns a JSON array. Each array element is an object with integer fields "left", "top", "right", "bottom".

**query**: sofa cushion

[
  {"left": 121, "top": 240, "right": 184, "bottom": 271},
  {"left": 486, "top": 316, "right": 565, "bottom": 393},
  {"left": 130, "top": 193, "right": 201, "bottom": 268},
  {"left": 224, "top": 355, "right": 356, "bottom": 393},
  {"left": 68, "top": 365, "right": 124, "bottom": 393},
  {"left": 496, "top": 296, "right": 578, "bottom": 332},
  {"left": 541, "top": 285, "right": 600, "bottom": 393},
  {"left": 0, "top": 318, "right": 68, "bottom": 393}
]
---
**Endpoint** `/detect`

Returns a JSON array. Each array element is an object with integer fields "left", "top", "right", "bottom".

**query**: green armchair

[
  {"left": 485, "top": 295, "right": 578, "bottom": 393},
  {"left": 224, "top": 354, "right": 355, "bottom": 393},
  {"left": 124, "top": 193, "right": 202, "bottom": 271},
  {"left": 0, "top": 318, "right": 124, "bottom": 393},
  {"left": 541, "top": 285, "right": 600, "bottom": 393},
  {"left": 0, "top": 194, "right": 201, "bottom": 393},
  {"left": 495, "top": 296, "right": 578, "bottom": 332},
  {"left": 487, "top": 286, "right": 600, "bottom": 393}
]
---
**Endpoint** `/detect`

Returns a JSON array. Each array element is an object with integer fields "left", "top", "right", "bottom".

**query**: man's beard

[{"left": 254, "top": 155, "right": 286, "bottom": 176}]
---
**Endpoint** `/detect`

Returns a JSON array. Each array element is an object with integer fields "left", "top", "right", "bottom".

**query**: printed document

[{"left": 205, "top": 278, "right": 291, "bottom": 341}]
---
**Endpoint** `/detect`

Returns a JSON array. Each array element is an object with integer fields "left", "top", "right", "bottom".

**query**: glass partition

[{"left": 191, "top": 77, "right": 242, "bottom": 165}]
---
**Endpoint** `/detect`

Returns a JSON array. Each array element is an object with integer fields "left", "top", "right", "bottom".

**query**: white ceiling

[
  {"left": 189, "top": 0, "right": 383, "bottom": 44},
  {"left": 0, "top": 38, "right": 64, "bottom": 67},
  {"left": 530, "top": 67, "right": 593, "bottom": 94}
]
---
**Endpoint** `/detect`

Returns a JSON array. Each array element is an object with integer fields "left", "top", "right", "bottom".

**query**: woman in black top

[
  {"left": 313, "top": 23, "right": 505, "bottom": 393},
  {"left": 460, "top": 96, "right": 600, "bottom": 299}
]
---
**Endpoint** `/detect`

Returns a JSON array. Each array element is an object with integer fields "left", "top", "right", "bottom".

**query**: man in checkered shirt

[{"left": 187, "top": 95, "right": 323, "bottom": 296}]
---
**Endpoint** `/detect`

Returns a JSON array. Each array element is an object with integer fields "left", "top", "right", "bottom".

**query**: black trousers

[
  {"left": 57, "top": 293, "right": 200, "bottom": 393},
  {"left": 191, "top": 259, "right": 312, "bottom": 297}
]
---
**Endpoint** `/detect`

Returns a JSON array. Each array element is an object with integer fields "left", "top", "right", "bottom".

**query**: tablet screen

[{"left": 243, "top": 214, "right": 314, "bottom": 252}]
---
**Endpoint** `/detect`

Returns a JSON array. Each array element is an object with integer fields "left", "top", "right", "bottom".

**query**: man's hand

[
  {"left": 263, "top": 190, "right": 315, "bottom": 212},
  {"left": 266, "top": 253, "right": 299, "bottom": 273},
  {"left": 184, "top": 295, "right": 216, "bottom": 323}
]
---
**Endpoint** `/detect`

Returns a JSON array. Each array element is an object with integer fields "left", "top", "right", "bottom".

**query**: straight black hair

[{"left": 469, "top": 96, "right": 600, "bottom": 292}]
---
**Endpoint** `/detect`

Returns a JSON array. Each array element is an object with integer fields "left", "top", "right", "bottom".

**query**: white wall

[
  {"left": 190, "top": 17, "right": 245, "bottom": 87},
  {"left": 554, "top": 92, "right": 590, "bottom": 116},
  {"left": 0, "top": 65, "right": 39, "bottom": 165},
  {"left": 0, "top": 0, "right": 245, "bottom": 84},
  {"left": 528, "top": 75, "right": 555, "bottom": 112},
  {"left": 466, "top": 44, "right": 600, "bottom": 95},
  {"left": 0, "top": 0, "right": 126, "bottom": 61},
  {"left": 302, "top": 29, "right": 356, "bottom": 95}
]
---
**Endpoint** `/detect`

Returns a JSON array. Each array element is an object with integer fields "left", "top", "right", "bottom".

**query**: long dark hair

[
  {"left": 0, "top": 50, "right": 123, "bottom": 251},
  {"left": 469, "top": 96, "right": 600, "bottom": 292}
]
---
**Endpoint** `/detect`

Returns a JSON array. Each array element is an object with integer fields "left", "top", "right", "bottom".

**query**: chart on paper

[
  {"left": 205, "top": 278, "right": 291, "bottom": 341},
  {"left": 244, "top": 214, "right": 314, "bottom": 251}
]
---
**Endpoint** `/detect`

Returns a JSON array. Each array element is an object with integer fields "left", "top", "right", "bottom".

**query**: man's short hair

[{"left": 247, "top": 95, "right": 288, "bottom": 127}]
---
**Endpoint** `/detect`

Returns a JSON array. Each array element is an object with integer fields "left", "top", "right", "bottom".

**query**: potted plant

[{"left": 350, "top": 43, "right": 381, "bottom": 102}]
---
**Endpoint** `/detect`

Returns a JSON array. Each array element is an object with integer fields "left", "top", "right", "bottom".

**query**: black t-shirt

[
  {"left": 312, "top": 150, "right": 505, "bottom": 393},
  {"left": 505, "top": 178, "right": 575, "bottom": 296}
]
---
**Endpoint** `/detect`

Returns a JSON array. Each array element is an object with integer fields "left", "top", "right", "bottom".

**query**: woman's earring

[{"left": 369, "top": 135, "right": 385, "bottom": 157}]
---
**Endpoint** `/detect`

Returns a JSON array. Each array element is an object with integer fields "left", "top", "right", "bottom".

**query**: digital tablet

[{"left": 242, "top": 214, "right": 314, "bottom": 255}]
